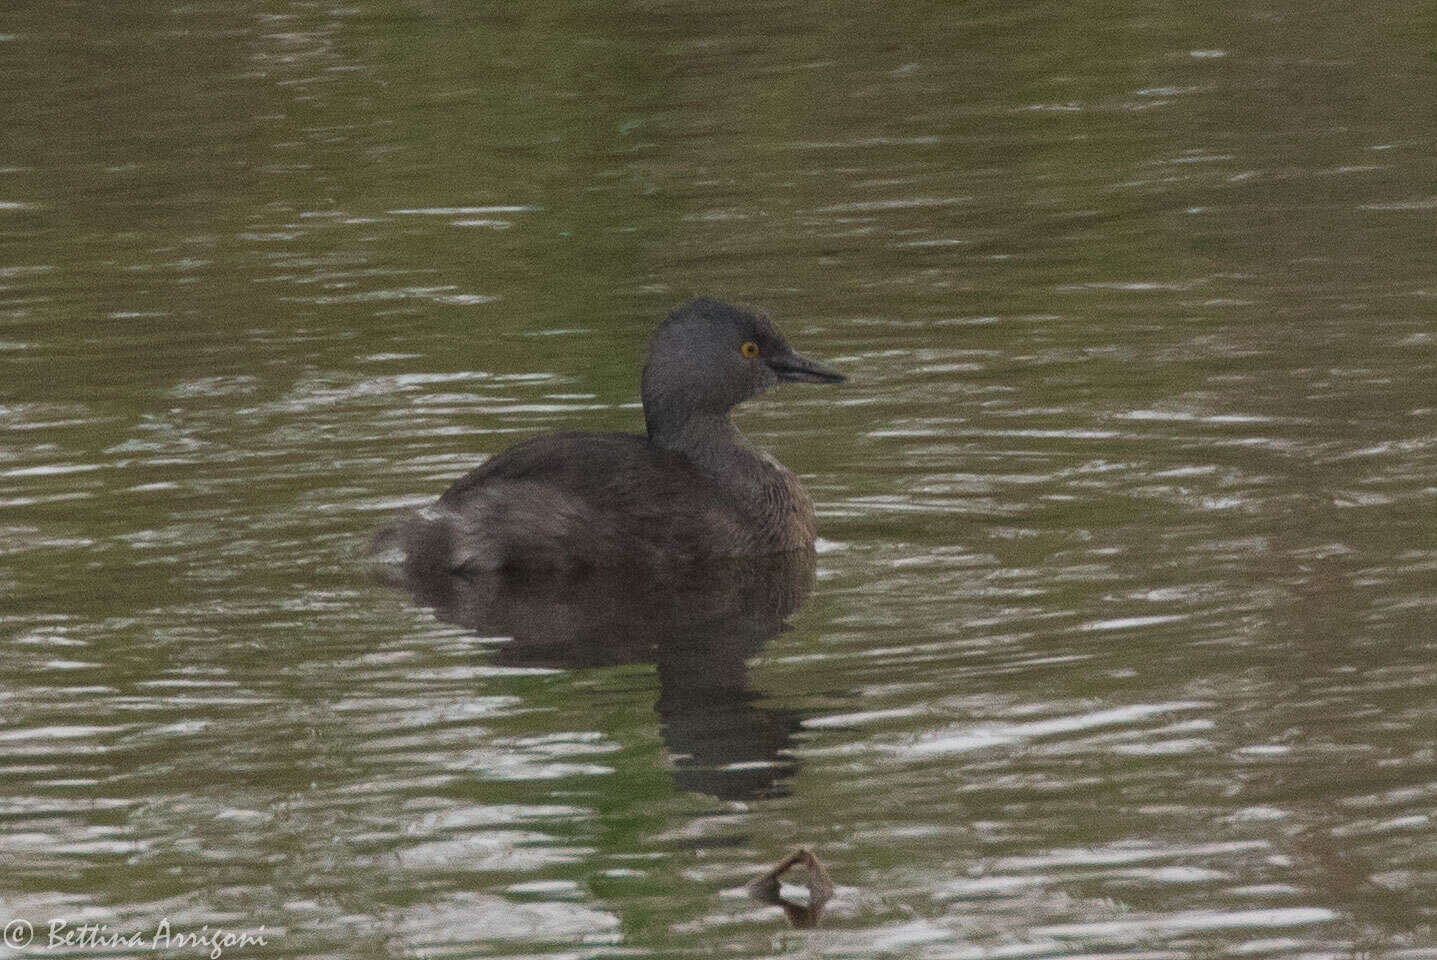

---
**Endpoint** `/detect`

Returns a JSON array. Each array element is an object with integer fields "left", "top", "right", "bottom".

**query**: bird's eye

[{"left": 740, "top": 341, "right": 760, "bottom": 358}]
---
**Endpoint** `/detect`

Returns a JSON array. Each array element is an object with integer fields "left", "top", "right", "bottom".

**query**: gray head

[{"left": 641, "top": 298, "right": 844, "bottom": 445}]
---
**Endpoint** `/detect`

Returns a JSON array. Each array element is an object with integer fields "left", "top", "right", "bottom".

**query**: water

[{"left": 2, "top": 1, "right": 1435, "bottom": 957}]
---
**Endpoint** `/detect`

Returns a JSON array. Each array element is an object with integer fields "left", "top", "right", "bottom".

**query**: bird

[{"left": 376, "top": 297, "right": 845, "bottom": 574}]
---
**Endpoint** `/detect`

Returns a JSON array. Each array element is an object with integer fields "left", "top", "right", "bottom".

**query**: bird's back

[{"left": 382, "top": 432, "right": 766, "bottom": 573}]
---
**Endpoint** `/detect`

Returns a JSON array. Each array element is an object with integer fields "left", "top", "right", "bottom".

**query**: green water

[{"left": 2, "top": 1, "right": 1434, "bottom": 957}]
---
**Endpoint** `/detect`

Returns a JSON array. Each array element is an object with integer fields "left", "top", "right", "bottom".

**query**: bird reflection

[{"left": 381, "top": 550, "right": 816, "bottom": 800}]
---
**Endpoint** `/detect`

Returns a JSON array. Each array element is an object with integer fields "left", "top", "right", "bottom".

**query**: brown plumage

[{"left": 375, "top": 298, "right": 845, "bottom": 573}]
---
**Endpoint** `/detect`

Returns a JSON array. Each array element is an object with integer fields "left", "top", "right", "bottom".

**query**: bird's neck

[
  {"left": 648, "top": 407, "right": 815, "bottom": 550},
  {"left": 648, "top": 411, "right": 751, "bottom": 476}
]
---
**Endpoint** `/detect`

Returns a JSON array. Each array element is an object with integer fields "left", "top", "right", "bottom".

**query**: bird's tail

[{"left": 369, "top": 508, "right": 457, "bottom": 580}]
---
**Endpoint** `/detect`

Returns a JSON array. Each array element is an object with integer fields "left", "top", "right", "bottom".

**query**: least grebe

[{"left": 379, "top": 298, "right": 845, "bottom": 572}]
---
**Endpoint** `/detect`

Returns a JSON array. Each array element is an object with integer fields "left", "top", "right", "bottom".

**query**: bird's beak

[{"left": 768, "top": 349, "right": 846, "bottom": 384}]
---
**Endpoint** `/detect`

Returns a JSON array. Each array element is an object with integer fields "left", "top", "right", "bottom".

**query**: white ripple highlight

[
  {"left": 1033, "top": 906, "right": 1338, "bottom": 939},
  {"left": 901, "top": 702, "right": 1210, "bottom": 756}
]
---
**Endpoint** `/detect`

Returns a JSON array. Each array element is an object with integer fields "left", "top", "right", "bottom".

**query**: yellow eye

[{"left": 741, "top": 341, "right": 760, "bottom": 358}]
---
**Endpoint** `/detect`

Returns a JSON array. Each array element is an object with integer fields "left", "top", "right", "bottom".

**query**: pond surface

[{"left": 2, "top": 1, "right": 1435, "bottom": 958}]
